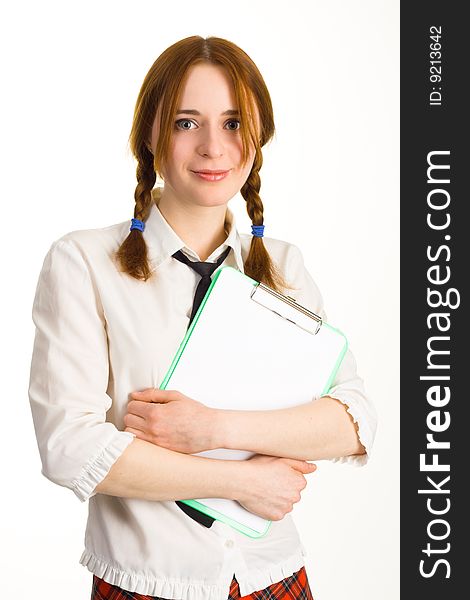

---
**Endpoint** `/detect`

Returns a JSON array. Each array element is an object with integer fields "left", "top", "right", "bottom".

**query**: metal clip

[{"left": 250, "top": 282, "right": 322, "bottom": 335}]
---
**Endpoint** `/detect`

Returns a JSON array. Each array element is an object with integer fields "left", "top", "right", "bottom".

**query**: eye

[
  {"left": 175, "top": 119, "right": 196, "bottom": 131},
  {"left": 225, "top": 119, "right": 240, "bottom": 131}
]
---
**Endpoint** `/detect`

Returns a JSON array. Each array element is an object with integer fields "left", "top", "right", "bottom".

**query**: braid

[
  {"left": 241, "top": 149, "right": 292, "bottom": 294},
  {"left": 115, "top": 146, "right": 156, "bottom": 281}
]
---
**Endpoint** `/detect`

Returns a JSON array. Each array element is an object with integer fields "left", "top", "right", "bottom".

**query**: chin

[{"left": 190, "top": 190, "right": 234, "bottom": 207}]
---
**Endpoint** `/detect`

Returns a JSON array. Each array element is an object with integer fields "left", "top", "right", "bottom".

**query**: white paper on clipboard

[{"left": 160, "top": 266, "right": 348, "bottom": 538}]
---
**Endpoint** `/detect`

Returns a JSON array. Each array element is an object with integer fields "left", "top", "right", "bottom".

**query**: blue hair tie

[
  {"left": 251, "top": 224, "right": 265, "bottom": 238},
  {"left": 130, "top": 218, "right": 145, "bottom": 233}
]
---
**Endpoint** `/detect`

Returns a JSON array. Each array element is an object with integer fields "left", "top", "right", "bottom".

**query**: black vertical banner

[{"left": 401, "top": 3, "right": 466, "bottom": 597}]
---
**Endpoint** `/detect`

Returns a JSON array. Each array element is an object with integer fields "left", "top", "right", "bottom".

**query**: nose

[{"left": 197, "top": 124, "right": 224, "bottom": 158}]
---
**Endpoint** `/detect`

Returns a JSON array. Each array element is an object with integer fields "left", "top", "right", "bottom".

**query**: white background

[{"left": 0, "top": 1, "right": 399, "bottom": 598}]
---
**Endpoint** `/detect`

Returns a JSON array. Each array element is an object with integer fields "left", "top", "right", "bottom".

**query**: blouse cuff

[
  {"left": 71, "top": 431, "right": 136, "bottom": 502},
  {"left": 321, "top": 390, "right": 375, "bottom": 467}
]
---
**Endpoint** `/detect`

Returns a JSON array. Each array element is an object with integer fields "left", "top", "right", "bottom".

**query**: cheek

[
  {"left": 161, "top": 143, "right": 184, "bottom": 179},
  {"left": 240, "top": 147, "right": 256, "bottom": 178},
  {"left": 170, "top": 138, "right": 192, "bottom": 166},
  {"left": 232, "top": 137, "right": 254, "bottom": 168}
]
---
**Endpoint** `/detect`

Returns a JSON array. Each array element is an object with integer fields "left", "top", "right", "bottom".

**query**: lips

[
  {"left": 192, "top": 170, "right": 230, "bottom": 174},
  {"left": 191, "top": 169, "right": 230, "bottom": 182}
]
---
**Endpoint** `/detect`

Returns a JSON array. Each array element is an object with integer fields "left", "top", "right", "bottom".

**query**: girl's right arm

[{"left": 95, "top": 438, "right": 316, "bottom": 521}]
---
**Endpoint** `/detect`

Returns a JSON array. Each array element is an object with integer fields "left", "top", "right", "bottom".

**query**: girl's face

[{"left": 150, "top": 62, "right": 258, "bottom": 209}]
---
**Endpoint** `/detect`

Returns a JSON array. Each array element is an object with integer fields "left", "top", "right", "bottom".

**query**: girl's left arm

[
  {"left": 213, "top": 346, "right": 375, "bottom": 463},
  {"left": 212, "top": 243, "right": 377, "bottom": 465},
  {"left": 216, "top": 399, "right": 364, "bottom": 461},
  {"left": 126, "top": 244, "right": 378, "bottom": 465}
]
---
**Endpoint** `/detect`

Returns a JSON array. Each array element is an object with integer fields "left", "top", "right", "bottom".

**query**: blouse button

[{"left": 225, "top": 539, "right": 234, "bottom": 548}]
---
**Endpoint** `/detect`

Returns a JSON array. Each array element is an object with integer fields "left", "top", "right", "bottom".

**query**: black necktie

[
  {"left": 171, "top": 244, "right": 231, "bottom": 528},
  {"left": 172, "top": 245, "right": 232, "bottom": 327}
]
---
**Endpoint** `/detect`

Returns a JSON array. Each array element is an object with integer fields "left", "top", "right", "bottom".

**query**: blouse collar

[{"left": 143, "top": 187, "right": 245, "bottom": 272}]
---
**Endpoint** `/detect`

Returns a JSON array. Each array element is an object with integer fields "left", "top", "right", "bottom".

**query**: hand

[
  {"left": 124, "top": 388, "right": 217, "bottom": 454},
  {"left": 236, "top": 454, "right": 317, "bottom": 521}
]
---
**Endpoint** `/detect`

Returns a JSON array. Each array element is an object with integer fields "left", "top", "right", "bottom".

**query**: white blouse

[{"left": 28, "top": 187, "right": 377, "bottom": 599}]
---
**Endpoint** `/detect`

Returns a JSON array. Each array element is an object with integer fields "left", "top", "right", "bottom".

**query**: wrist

[
  {"left": 210, "top": 408, "right": 231, "bottom": 450},
  {"left": 225, "top": 458, "right": 250, "bottom": 503}
]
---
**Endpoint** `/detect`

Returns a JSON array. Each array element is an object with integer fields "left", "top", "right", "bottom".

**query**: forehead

[{"left": 178, "top": 63, "right": 237, "bottom": 109}]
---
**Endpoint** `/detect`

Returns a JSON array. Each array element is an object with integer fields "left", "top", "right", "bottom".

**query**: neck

[{"left": 155, "top": 187, "right": 229, "bottom": 261}]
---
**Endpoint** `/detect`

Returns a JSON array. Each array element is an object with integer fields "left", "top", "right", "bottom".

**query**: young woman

[{"left": 28, "top": 36, "right": 377, "bottom": 600}]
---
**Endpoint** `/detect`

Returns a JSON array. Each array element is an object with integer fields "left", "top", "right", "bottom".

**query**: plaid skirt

[{"left": 91, "top": 565, "right": 314, "bottom": 600}]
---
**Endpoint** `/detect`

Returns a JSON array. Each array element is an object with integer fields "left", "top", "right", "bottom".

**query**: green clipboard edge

[
  {"left": 320, "top": 322, "right": 349, "bottom": 395},
  {"left": 177, "top": 499, "right": 271, "bottom": 538},
  {"left": 159, "top": 265, "right": 348, "bottom": 538}
]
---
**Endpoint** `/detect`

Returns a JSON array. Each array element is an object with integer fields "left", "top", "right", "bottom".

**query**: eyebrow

[{"left": 176, "top": 109, "right": 240, "bottom": 116}]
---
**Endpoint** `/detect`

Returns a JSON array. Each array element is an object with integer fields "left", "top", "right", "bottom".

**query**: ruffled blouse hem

[
  {"left": 79, "top": 546, "right": 307, "bottom": 600},
  {"left": 236, "top": 548, "right": 307, "bottom": 597}
]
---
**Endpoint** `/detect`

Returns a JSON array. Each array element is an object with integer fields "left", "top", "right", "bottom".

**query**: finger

[
  {"left": 284, "top": 459, "right": 317, "bottom": 474},
  {"left": 130, "top": 388, "right": 159, "bottom": 402},
  {"left": 124, "top": 426, "right": 153, "bottom": 444},
  {"left": 131, "top": 388, "right": 177, "bottom": 403},
  {"left": 127, "top": 399, "right": 155, "bottom": 417},
  {"left": 301, "top": 462, "right": 317, "bottom": 473},
  {"left": 123, "top": 413, "right": 147, "bottom": 430}
]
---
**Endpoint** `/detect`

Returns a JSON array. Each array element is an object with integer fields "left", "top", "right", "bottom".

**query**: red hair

[{"left": 116, "top": 35, "right": 291, "bottom": 292}]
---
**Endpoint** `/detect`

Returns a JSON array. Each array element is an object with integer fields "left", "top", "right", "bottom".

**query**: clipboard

[{"left": 160, "top": 266, "right": 348, "bottom": 538}]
